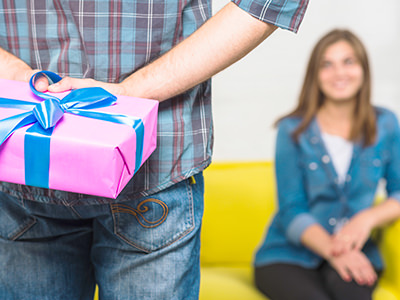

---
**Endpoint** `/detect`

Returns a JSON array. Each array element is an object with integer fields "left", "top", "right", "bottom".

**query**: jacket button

[
  {"left": 309, "top": 162, "right": 318, "bottom": 170},
  {"left": 322, "top": 155, "right": 330, "bottom": 164},
  {"left": 373, "top": 159, "right": 381, "bottom": 167},
  {"left": 329, "top": 218, "right": 337, "bottom": 226}
]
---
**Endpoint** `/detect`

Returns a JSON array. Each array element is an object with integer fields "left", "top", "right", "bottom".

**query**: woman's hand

[
  {"left": 328, "top": 249, "right": 377, "bottom": 286},
  {"left": 331, "top": 210, "right": 374, "bottom": 256}
]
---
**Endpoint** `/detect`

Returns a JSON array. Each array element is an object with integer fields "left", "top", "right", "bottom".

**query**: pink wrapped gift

[{"left": 0, "top": 73, "right": 158, "bottom": 198}]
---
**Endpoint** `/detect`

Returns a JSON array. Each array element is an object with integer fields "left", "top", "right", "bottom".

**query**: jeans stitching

[
  {"left": 9, "top": 217, "right": 37, "bottom": 241},
  {"left": 0, "top": 195, "right": 37, "bottom": 241},
  {"left": 110, "top": 199, "right": 169, "bottom": 229},
  {"left": 69, "top": 206, "right": 84, "bottom": 219}
]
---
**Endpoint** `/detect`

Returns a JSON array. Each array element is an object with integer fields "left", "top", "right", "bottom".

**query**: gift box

[{"left": 0, "top": 72, "right": 158, "bottom": 198}]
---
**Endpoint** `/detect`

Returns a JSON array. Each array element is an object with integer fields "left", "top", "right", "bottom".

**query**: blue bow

[{"left": 0, "top": 71, "right": 144, "bottom": 190}]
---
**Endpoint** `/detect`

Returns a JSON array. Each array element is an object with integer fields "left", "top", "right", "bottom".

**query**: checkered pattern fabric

[{"left": 0, "top": 0, "right": 308, "bottom": 203}]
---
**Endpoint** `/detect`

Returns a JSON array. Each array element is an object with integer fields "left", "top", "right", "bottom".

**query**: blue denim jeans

[{"left": 0, "top": 173, "right": 204, "bottom": 300}]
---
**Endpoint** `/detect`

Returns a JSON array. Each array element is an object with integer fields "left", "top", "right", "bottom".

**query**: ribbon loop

[
  {"left": 33, "top": 98, "right": 65, "bottom": 129},
  {"left": 29, "top": 71, "right": 63, "bottom": 101}
]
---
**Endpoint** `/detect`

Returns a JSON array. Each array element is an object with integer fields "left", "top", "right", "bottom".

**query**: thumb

[
  {"left": 24, "top": 69, "right": 50, "bottom": 92},
  {"left": 34, "top": 75, "right": 50, "bottom": 92}
]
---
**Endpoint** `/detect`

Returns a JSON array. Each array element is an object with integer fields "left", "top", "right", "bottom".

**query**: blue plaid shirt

[{"left": 0, "top": 0, "right": 308, "bottom": 204}]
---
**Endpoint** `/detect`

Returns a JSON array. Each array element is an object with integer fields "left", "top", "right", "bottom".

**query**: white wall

[{"left": 211, "top": 0, "right": 400, "bottom": 161}]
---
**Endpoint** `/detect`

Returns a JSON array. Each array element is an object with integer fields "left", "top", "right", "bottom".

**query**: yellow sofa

[{"left": 199, "top": 161, "right": 400, "bottom": 300}]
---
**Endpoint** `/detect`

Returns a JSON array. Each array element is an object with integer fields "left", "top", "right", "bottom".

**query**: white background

[{"left": 211, "top": 0, "right": 400, "bottom": 161}]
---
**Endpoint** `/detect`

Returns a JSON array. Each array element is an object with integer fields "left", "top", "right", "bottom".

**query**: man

[{"left": 0, "top": 1, "right": 308, "bottom": 299}]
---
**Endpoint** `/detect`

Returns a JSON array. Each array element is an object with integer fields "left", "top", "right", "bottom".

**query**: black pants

[{"left": 255, "top": 262, "right": 378, "bottom": 300}]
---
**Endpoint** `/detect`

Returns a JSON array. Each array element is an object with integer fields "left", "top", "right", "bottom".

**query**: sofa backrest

[{"left": 200, "top": 162, "right": 276, "bottom": 266}]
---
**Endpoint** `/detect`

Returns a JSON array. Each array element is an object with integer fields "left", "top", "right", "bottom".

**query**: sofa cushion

[
  {"left": 200, "top": 266, "right": 267, "bottom": 300},
  {"left": 200, "top": 162, "right": 276, "bottom": 266}
]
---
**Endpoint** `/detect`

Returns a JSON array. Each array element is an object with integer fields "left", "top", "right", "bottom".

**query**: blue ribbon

[{"left": 0, "top": 71, "right": 144, "bottom": 189}]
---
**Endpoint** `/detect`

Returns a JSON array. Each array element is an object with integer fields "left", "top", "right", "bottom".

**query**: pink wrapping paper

[{"left": 0, "top": 78, "right": 158, "bottom": 198}]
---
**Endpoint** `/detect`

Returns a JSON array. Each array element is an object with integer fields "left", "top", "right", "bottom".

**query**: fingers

[
  {"left": 332, "top": 262, "right": 352, "bottom": 283},
  {"left": 22, "top": 69, "right": 50, "bottom": 92},
  {"left": 347, "top": 253, "right": 377, "bottom": 286},
  {"left": 47, "top": 77, "right": 124, "bottom": 95},
  {"left": 352, "top": 265, "right": 377, "bottom": 286},
  {"left": 24, "top": 71, "right": 119, "bottom": 95},
  {"left": 330, "top": 251, "right": 377, "bottom": 287},
  {"left": 47, "top": 77, "right": 96, "bottom": 92}
]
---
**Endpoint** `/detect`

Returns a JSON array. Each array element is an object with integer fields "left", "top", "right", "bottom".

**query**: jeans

[{"left": 0, "top": 173, "right": 204, "bottom": 300}]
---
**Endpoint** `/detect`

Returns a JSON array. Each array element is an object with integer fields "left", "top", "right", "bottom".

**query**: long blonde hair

[{"left": 277, "top": 29, "right": 376, "bottom": 146}]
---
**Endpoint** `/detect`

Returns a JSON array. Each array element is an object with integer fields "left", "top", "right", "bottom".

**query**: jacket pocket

[
  {"left": 301, "top": 158, "right": 332, "bottom": 200},
  {"left": 359, "top": 150, "right": 388, "bottom": 189}
]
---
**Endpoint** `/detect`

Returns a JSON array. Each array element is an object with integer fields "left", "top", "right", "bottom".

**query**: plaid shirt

[{"left": 0, "top": 0, "right": 308, "bottom": 204}]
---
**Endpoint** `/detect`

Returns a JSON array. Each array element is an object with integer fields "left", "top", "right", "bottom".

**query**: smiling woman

[{"left": 253, "top": 29, "right": 400, "bottom": 300}]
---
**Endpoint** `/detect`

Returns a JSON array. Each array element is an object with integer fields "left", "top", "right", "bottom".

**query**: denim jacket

[{"left": 255, "top": 107, "right": 400, "bottom": 270}]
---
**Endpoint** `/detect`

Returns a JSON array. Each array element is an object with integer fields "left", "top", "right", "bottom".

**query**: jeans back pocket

[
  {"left": 111, "top": 178, "right": 196, "bottom": 253},
  {"left": 0, "top": 192, "right": 36, "bottom": 241}
]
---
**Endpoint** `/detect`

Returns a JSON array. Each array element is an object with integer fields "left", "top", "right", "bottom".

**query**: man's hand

[{"left": 46, "top": 76, "right": 126, "bottom": 96}]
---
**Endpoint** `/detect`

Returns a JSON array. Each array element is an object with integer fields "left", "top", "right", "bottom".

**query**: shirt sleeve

[
  {"left": 274, "top": 119, "right": 318, "bottom": 245},
  {"left": 231, "top": 0, "right": 309, "bottom": 33}
]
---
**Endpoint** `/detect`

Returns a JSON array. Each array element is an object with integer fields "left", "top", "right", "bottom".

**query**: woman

[{"left": 254, "top": 29, "right": 400, "bottom": 300}]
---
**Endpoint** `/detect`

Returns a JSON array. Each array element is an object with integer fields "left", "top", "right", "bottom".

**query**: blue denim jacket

[{"left": 255, "top": 107, "right": 400, "bottom": 270}]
